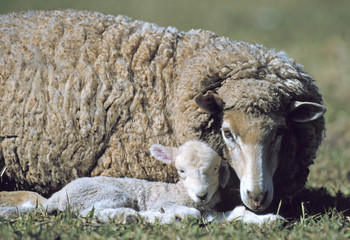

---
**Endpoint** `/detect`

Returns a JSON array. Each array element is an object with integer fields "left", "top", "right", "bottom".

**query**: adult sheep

[{"left": 0, "top": 10, "right": 325, "bottom": 213}]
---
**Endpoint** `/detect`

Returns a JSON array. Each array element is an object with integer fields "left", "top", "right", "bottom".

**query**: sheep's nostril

[
  {"left": 196, "top": 193, "right": 208, "bottom": 201},
  {"left": 247, "top": 190, "right": 268, "bottom": 207}
]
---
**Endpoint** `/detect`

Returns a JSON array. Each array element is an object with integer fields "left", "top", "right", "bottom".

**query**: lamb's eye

[
  {"left": 222, "top": 128, "right": 234, "bottom": 141},
  {"left": 178, "top": 169, "right": 185, "bottom": 174}
]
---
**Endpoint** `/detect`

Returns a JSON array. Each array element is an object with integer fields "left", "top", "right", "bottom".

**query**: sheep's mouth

[
  {"left": 247, "top": 204, "right": 267, "bottom": 212},
  {"left": 242, "top": 192, "right": 272, "bottom": 212}
]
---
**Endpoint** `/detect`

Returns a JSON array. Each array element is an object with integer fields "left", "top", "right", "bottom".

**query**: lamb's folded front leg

[
  {"left": 139, "top": 204, "right": 201, "bottom": 224},
  {"left": 80, "top": 206, "right": 140, "bottom": 223},
  {"left": 205, "top": 206, "right": 285, "bottom": 225},
  {"left": 78, "top": 198, "right": 140, "bottom": 223}
]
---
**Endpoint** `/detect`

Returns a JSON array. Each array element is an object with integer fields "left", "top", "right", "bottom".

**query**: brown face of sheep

[
  {"left": 195, "top": 91, "right": 326, "bottom": 211},
  {"left": 221, "top": 110, "right": 284, "bottom": 211}
]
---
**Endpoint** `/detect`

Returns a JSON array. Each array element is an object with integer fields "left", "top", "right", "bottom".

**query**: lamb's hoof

[{"left": 125, "top": 215, "right": 139, "bottom": 224}]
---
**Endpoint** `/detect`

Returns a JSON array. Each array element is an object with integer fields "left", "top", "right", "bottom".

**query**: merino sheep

[{"left": 0, "top": 10, "right": 326, "bottom": 214}]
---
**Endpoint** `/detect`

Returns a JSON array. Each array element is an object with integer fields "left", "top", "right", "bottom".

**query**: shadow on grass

[{"left": 272, "top": 187, "right": 350, "bottom": 220}]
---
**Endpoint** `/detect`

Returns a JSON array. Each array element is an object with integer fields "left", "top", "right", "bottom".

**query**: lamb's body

[
  {"left": 46, "top": 176, "right": 195, "bottom": 212},
  {"left": 0, "top": 10, "right": 325, "bottom": 214},
  {"left": 44, "top": 140, "right": 225, "bottom": 223},
  {"left": 43, "top": 176, "right": 215, "bottom": 223}
]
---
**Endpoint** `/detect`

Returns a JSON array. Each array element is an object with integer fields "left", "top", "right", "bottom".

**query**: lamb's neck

[{"left": 143, "top": 180, "right": 194, "bottom": 211}]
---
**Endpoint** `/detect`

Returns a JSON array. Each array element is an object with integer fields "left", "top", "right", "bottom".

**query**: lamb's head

[
  {"left": 149, "top": 140, "right": 230, "bottom": 204},
  {"left": 195, "top": 91, "right": 326, "bottom": 211}
]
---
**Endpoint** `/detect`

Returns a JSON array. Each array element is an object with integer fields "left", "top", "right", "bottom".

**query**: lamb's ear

[
  {"left": 219, "top": 160, "right": 230, "bottom": 188},
  {"left": 289, "top": 101, "right": 327, "bottom": 123},
  {"left": 194, "top": 91, "right": 224, "bottom": 113},
  {"left": 149, "top": 144, "right": 176, "bottom": 164}
]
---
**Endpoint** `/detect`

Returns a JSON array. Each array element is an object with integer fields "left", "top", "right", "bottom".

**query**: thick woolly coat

[{"left": 0, "top": 10, "right": 325, "bottom": 201}]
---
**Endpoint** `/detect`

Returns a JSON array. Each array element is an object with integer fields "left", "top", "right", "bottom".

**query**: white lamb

[{"left": 42, "top": 140, "right": 229, "bottom": 224}]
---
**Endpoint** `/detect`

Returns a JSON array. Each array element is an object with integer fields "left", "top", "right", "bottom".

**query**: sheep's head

[
  {"left": 195, "top": 91, "right": 326, "bottom": 211},
  {"left": 149, "top": 140, "right": 230, "bottom": 204}
]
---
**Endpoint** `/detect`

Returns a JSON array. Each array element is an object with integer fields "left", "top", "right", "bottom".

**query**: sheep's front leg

[
  {"left": 205, "top": 206, "right": 284, "bottom": 225},
  {"left": 139, "top": 205, "right": 201, "bottom": 224}
]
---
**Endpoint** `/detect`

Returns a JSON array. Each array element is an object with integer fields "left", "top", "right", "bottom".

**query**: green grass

[
  {"left": 0, "top": 209, "right": 349, "bottom": 240},
  {"left": 0, "top": 0, "right": 349, "bottom": 239}
]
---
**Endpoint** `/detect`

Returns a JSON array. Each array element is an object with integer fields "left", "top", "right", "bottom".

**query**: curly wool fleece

[{"left": 0, "top": 10, "right": 324, "bottom": 198}]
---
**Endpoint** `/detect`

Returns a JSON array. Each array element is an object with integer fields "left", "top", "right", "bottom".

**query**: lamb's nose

[{"left": 197, "top": 193, "right": 208, "bottom": 201}]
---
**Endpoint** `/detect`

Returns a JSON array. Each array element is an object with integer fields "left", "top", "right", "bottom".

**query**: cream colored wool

[{"left": 0, "top": 9, "right": 325, "bottom": 202}]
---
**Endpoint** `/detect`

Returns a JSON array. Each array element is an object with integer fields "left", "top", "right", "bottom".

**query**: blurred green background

[{"left": 0, "top": 0, "right": 349, "bottom": 195}]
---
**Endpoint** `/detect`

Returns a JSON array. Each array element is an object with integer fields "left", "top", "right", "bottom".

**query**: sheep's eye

[
  {"left": 178, "top": 169, "right": 185, "bottom": 174},
  {"left": 222, "top": 128, "right": 234, "bottom": 141},
  {"left": 213, "top": 167, "right": 218, "bottom": 172},
  {"left": 275, "top": 127, "right": 285, "bottom": 137}
]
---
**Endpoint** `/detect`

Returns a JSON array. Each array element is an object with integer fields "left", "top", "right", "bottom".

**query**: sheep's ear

[
  {"left": 149, "top": 144, "right": 176, "bottom": 164},
  {"left": 194, "top": 91, "right": 224, "bottom": 113},
  {"left": 219, "top": 160, "right": 230, "bottom": 188},
  {"left": 289, "top": 101, "right": 327, "bottom": 123}
]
